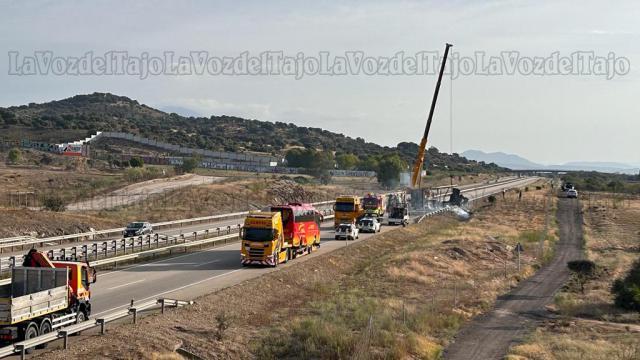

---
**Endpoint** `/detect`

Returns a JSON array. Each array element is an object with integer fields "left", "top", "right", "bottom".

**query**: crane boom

[{"left": 411, "top": 43, "right": 453, "bottom": 188}]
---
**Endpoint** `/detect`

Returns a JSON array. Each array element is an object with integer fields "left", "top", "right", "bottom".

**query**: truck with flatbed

[{"left": 0, "top": 250, "right": 96, "bottom": 352}]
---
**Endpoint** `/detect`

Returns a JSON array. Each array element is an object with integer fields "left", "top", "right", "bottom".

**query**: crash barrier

[
  {"left": 0, "top": 298, "right": 193, "bottom": 359},
  {"left": 0, "top": 200, "right": 337, "bottom": 252},
  {"left": 0, "top": 208, "right": 337, "bottom": 282},
  {"left": 0, "top": 177, "right": 535, "bottom": 281}
]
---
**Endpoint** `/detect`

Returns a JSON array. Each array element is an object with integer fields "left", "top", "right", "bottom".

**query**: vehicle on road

[
  {"left": 388, "top": 205, "right": 409, "bottom": 226},
  {"left": 561, "top": 182, "right": 575, "bottom": 191},
  {"left": 446, "top": 188, "right": 469, "bottom": 207},
  {"left": 270, "top": 203, "right": 322, "bottom": 260},
  {"left": 335, "top": 223, "right": 359, "bottom": 240},
  {"left": 566, "top": 189, "right": 578, "bottom": 198},
  {"left": 333, "top": 195, "right": 364, "bottom": 227},
  {"left": 362, "top": 193, "right": 385, "bottom": 219},
  {"left": 0, "top": 250, "right": 96, "bottom": 352},
  {"left": 358, "top": 217, "right": 381, "bottom": 233},
  {"left": 123, "top": 221, "right": 153, "bottom": 237},
  {"left": 240, "top": 212, "right": 287, "bottom": 267}
]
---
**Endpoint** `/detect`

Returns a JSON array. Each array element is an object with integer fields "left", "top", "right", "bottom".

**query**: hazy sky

[{"left": 1, "top": 0, "right": 638, "bottom": 165}]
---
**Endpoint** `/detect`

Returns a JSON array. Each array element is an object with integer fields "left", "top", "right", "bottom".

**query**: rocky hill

[{"left": 0, "top": 93, "right": 504, "bottom": 172}]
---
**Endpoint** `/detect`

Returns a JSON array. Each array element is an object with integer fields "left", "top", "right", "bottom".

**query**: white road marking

[
  {"left": 194, "top": 259, "right": 221, "bottom": 267},
  {"left": 98, "top": 241, "right": 240, "bottom": 277},
  {"left": 93, "top": 269, "right": 244, "bottom": 317},
  {"left": 140, "top": 262, "right": 199, "bottom": 267},
  {"left": 107, "top": 279, "right": 145, "bottom": 290}
]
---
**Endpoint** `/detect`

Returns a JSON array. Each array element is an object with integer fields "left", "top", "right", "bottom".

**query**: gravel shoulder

[{"left": 444, "top": 198, "right": 584, "bottom": 360}]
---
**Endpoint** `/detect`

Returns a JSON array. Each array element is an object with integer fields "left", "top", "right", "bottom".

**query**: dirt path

[
  {"left": 444, "top": 198, "right": 584, "bottom": 360},
  {"left": 67, "top": 174, "right": 222, "bottom": 211}
]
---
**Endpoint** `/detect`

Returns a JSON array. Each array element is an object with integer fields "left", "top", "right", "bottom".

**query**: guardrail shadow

[{"left": 119, "top": 250, "right": 241, "bottom": 272}]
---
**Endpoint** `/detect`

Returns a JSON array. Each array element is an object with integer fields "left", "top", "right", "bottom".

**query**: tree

[
  {"left": 129, "top": 157, "right": 144, "bottom": 168},
  {"left": 377, "top": 154, "right": 406, "bottom": 188},
  {"left": 7, "top": 148, "right": 21, "bottom": 164},
  {"left": 308, "top": 151, "right": 334, "bottom": 184},
  {"left": 567, "top": 260, "right": 598, "bottom": 294},
  {"left": 612, "top": 258, "right": 640, "bottom": 311},
  {"left": 43, "top": 195, "right": 66, "bottom": 212},
  {"left": 358, "top": 156, "right": 379, "bottom": 171},
  {"left": 336, "top": 153, "right": 359, "bottom": 170},
  {"left": 176, "top": 157, "right": 200, "bottom": 174}
]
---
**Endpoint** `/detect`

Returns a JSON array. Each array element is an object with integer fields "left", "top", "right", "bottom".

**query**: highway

[{"left": 88, "top": 176, "right": 538, "bottom": 317}]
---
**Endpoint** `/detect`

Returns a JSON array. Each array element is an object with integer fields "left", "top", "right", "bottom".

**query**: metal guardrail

[
  {"left": 0, "top": 208, "right": 337, "bottom": 284},
  {"left": 0, "top": 200, "right": 337, "bottom": 252},
  {"left": 0, "top": 297, "right": 193, "bottom": 359}
]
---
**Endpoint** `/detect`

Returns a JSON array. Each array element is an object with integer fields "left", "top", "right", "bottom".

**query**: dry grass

[
  {"left": 508, "top": 193, "right": 640, "bottom": 360},
  {"left": 42, "top": 184, "right": 555, "bottom": 360},
  {"left": 86, "top": 177, "right": 357, "bottom": 224}
]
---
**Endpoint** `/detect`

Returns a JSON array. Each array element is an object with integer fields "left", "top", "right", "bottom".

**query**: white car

[
  {"left": 358, "top": 218, "right": 381, "bottom": 233},
  {"left": 335, "top": 223, "right": 359, "bottom": 240},
  {"left": 566, "top": 189, "right": 578, "bottom": 198}
]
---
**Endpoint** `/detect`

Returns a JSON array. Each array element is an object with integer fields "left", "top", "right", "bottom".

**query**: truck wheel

[
  {"left": 23, "top": 322, "right": 38, "bottom": 354},
  {"left": 335, "top": 236, "right": 339, "bottom": 240},
  {"left": 36, "top": 319, "right": 52, "bottom": 349}
]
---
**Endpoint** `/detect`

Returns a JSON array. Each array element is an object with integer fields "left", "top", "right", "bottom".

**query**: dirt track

[
  {"left": 67, "top": 174, "right": 221, "bottom": 211},
  {"left": 444, "top": 198, "right": 584, "bottom": 360}
]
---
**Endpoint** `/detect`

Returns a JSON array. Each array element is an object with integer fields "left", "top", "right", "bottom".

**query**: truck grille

[{"left": 248, "top": 248, "right": 265, "bottom": 257}]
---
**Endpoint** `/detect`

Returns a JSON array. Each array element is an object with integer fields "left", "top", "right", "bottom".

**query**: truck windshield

[
  {"left": 362, "top": 198, "right": 378, "bottom": 208},
  {"left": 243, "top": 228, "right": 274, "bottom": 241},
  {"left": 335, "top": 202, "right": 355, "bottom": 212},
  {"left": 391, "top": 209, "right": 405, "bottom": 218}
]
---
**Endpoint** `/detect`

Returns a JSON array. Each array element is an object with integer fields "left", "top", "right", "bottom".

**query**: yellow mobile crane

[{"left": 411, "top": 43, "right": 453, "bottom": 188}]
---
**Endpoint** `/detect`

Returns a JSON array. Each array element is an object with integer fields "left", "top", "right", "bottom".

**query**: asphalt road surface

[
  {"left": 444, "top": 197, "right": 584, "bottom": 360},
  {"left": 88, "top": 177, "right": 539, "bottom": 316}
]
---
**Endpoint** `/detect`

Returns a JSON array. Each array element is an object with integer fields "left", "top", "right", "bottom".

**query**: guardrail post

[
  {"left": 217, "top": 227, "right": 220, "bottom": 236},
  {"left": 9, "top": 256, "right": 15, "bottom": 269},
  {"left": 17, "top": 344, "right": 25, "bottom": 360},
  {"left": 93, "top": 243, "right": 98, "bottom": 260},
  {"left": 160, "top": 298, "right": 166, "bottom": 314},
  {"left": 60, "top": 248, "right": 66, "bottom": 261},
  {"left": 71, "top": 247, "right": 77, "bottom": 260},
  {"left": 61, "top": 330, "right": 69, "bottom": 349},
  {"left": 97, "top": 318, "right": 106, "bottom": 335},
  {"left": 193, "top": 231, "right": 197, "bottom": 240},
  {"left": 131, "top": 308, "right": 138, "bottom": 324},
  {"left": 227, "top": 226, "right": 231, "bottom": 234}
]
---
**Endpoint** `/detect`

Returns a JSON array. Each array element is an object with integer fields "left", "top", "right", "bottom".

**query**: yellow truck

[
  {"left": 333, "top": 195, "right": 364, "bottom": 227},
  {"left": 240, "top": 211, "right": 288, "bottom": 267}
]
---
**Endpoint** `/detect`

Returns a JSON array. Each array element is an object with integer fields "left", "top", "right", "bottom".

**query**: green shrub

[
  {"left": 129, "top": 157, "right": 144, "bottom": 167},
  {"left": 7, "top": 148, "right": 21, "bottom": 164},
  {"left": 567, "top": 260, "right": 598, "bottom": 294},
  {"left": 612, "top": 259, "right": 640, "bottom": 311},
  {"left": 43, "top": 195, "right": 66, "bottom": 212}
]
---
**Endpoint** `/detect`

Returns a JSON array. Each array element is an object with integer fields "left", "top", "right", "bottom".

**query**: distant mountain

[
  {"left": 463, "top": 150, "right": 639, "bottom": 174},
  {"left": 549, "top": 162, "right": 639, "bottom": 174},
  {"left": 462, "top": 150, "right": 543, "bottom": 170}
]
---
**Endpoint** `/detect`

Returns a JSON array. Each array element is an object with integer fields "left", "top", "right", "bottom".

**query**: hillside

[{"left": 0, "top": 93, "right": 503, "bottom": 172}]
